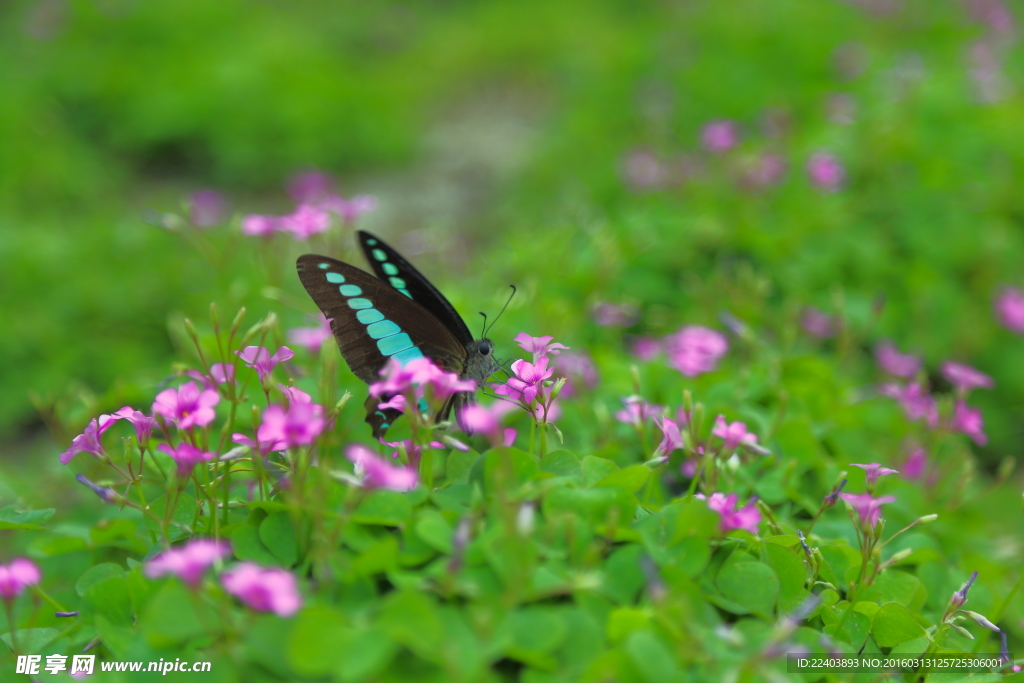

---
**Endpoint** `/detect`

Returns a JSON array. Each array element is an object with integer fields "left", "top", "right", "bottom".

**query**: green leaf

[
  {"left": 581, "top": 455, "right": 619, "bottom": 487},
  {"left": 476, "top": 447, "right": 540, "bottom": 492},
  {"left": 716, "top": 562, "right": 779, "bottom": 617},
  {"left": 334, "top": 627, "right": 399, "bottom": 682},
  {"left": 352, "top": 489, "right": 413, "bottom": 526},
  {"left": 872, "top": 602, "right": 927, "bottom": 647},
  {"left": 231, "top": 524, "right": 278, "bottom": 565},
  {"left": 593, "top": 465, "right": 650, "bottom": 494},
  {"left": 544, "top": 487, "right": 636, "bottom": 527},
  {"left": 376, "top": 590, "right": 443, "bottom": 663},
  {"left": 861, "top": 570, "right": 927, "bottom": 611},
  {"left": 445, "top": 449, "right": 479, "bottom": 484},
  {"left": 286, "top": 605, "right": 349, "bottom": 678},
  {"left": 353, "top": 536, "right": 399, "bottom": 577},
  {"left": 415, "top": 510, "right": 454, "bottom": 554},
  {"left": 76, "top": 562, "right": 124, "bottom": 596},
  {"left": 244, "top": 614, "right": 294, "bottom": 678},
  {"left": 540, "top": 450, "right": 582, "bottom": 481},
  {"left": 83, "top": 576, "right": 133, "bottom": 628},
  {"left": 95, "top": 614, "right": 133, "bottom": 659},
  {"left": 506, "top": 607, "right": 567, "bottom": 655},
  {"left": 762, "top": 543, "right": 809, "bottom": 614},
  {"left": 29, "top": 535, "right": 89, "bottom": 556},
  {"left": 607, "top": 608, "right": 650, "bottom": 643},
  {"left": 625, "top": 630, "right": 682, "bottom": 683},
  {"left": 142, "top": 492, "right": 197, "bottom": 542},
  {"left": 90, "top": 518, "right": 147, "bottom": 553},
  {"left": 669, "top": 498, "right": 721, "bottom": 543},
  {"left": 600, "top": 545, "right": 645, "bottom": 604},
  {"left": 259, "top": 512, "right": 299, "bottom": 566},
  {"left": 140, "top": 580, "right": 219, "bottom": 647},
  {"left": 0, "top": 505, "right": 55, "bottom": 530},
  {"left": 0, "top": 628, "right": 61, "bottom": 654}
]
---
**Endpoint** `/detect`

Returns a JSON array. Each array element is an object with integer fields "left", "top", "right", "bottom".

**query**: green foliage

[{"left": 3, "top": 0, "right": 1024, "bottom": 680}]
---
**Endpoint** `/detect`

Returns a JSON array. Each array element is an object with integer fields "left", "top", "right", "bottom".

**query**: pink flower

[
  {"left": 653, "top": 417, "right": 684, "bottom": 459},
  {"left": 621, "top": 149, "right": 667, "bottom": 190},
  {"left": 881, "top": 381, "right": 939, "bottom": 427},
  {"left": 874, "top": 341, "right": 921, "bottom": 378},
  {"left": 287, "top": 314, "right": 333, "bottom": 354},
  {"left": 901, "top": 446, "right": 928, "bottom": 480},
  {"left": 232, "top": 422, "right": 288, "bottom": 456},
  {"left": 278, "top": 385, "right": 312, "bottom": 405},
  {"left": 840, "top": 493, "right": 896, "bottom": 528},
  {"left": 346, "top": 444, "right": 419, "bottom": 491},
  {"left": 514, "top": 333, "right": 569, "bottom": 362},
  {"left": 630, "top": 336, "right": 661, "bottom": 362},
  {"left": 950, "top": 401, "right": 987, "bottom": 446},
  {"left": 458, "top": 404, "right": 517, "bottom": 448},
  {"left": 664, "top": 325, "right": 728, "bottom": 377},
  {"left": 145, "top": 539, "right": 230, "bottom": 587},
  {"left": 210, "top": 363, "right": 235, "bottom": 384},
  {"left": 801, "top": 307, "right": 836, "bottom": 338},
  {"left": 0, "top": 558, "right": 41, "bottom": 601},
  {"left": 241, "top": 214, "right": 280, "bottom": 237},
  {"left": 712, "top": 416, "right": 759, "bottom": 451},
  {"left": 222, "top": 563, "right": 301, "bottom": 617},
  {"left": 704, "top": 493, "right": 761, "bottom": 534},
  {"left": 496, "top": 357, "right": 553, "bottom": 405},
  {"left": 807, "top": 152, "right": 845, "bottom": 191},
  {"left": 287, "top": 170, "right": 334, "bottom": 203},
  {"left": 552, "top": 351, "right": 599, "bottom": 398},
  {"left": 428, "top": 372, "right": 478, "bottom": 402},
  {"left": 153, "top": 381, "right": 220, "bottom": 429},
  {"left": 825, "top": 93, "right": 857, "bottom": 125},
  {"left": 850, "top": 463, "right": 899, "bottom": 487},
  {"left": 941, "top": 361, "right": 994, "bottom": 394},
  {"left": 742, "top": 152, "right": 787, "bottom": 189},
  {"left": 995, "top": 287, "right": 1024, "bottom": 333},
  {"left": 320, "top": 194, "right": 378, "bottom": 222},
  {"left": 369, "top": 357, "right": 468, "bottom": 402},
  {"left": 615, "top": 396, "right": 664, "bottom": 427},
  {"left": 235, "top": 346, "right": 294, "bottom": 384},
  {"left": 188, "top": 189, "right": 228, "bottom": 228},
  {"left": 59, "top": 415, "right": 118, "bottom": 464},
  {"left": 157, "top": 442, "right": 215, "bottom": 476},
  {"left": 111, "top": 406, "right": 156, "bottom": 447},
  {"left": 280, "top": 204, "right": 331, "bottom": 240},
  {"left": 592, "top": 302, "right": 639, "bottom": 327},
  {"left": 701, "top": 120, "right": 740, "bottom": 153},
  {"left": 260, "top": 402, "right": 326, "bottom": 448},
  {"left": 379, "top": 437, "right": 450, "bottom": 468}
]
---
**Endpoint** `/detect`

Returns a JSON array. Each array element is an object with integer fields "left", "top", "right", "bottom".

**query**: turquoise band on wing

[{"left": 322, "top": 266, "right": 425, "bottom": 367}]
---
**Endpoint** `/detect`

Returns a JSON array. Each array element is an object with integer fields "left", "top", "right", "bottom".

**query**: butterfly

[{"left": 296, "top": 231, "right": 499, "bottom": 438}]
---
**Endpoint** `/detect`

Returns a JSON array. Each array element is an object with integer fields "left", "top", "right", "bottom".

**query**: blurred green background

[{"left": 2, "top": 0, "right": 1023, "bottom": 465}]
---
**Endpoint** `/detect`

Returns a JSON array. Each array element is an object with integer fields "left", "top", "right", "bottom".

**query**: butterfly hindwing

[
  {"left": 296, "top": 255, "right": 468, "bottom": 385},
  {"left": 356, "top": 231, "right": 475, "bottom": 347}
]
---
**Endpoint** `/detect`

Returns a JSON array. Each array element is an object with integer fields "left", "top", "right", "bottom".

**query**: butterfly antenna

[
  {"left": 478, "top": 311, "right": 488, "bottom": 339},
  {"left": 483, "top": 285, "right": 517, "bottom": 337}
]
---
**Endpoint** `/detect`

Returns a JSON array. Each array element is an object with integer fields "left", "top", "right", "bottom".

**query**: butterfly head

[{"left": 466, "top": 337, "right": 500, "bottom": 383}]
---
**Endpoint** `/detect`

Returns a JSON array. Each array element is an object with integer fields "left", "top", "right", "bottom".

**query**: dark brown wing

[{"left": 296, "top": 254, "right": 468, "bottom": 384}]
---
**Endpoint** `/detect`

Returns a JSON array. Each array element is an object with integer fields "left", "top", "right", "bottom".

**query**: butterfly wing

[
  {"left": 356, "top": 231, "right": 475, "bottom": 347},
  {"left": 296, "top": 255, "right": 469, "bottom": 384}
]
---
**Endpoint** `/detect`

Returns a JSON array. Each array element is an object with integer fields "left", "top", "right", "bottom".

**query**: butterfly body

[{"left": 296, "top": 231, "right": 497, "bottom": 437}]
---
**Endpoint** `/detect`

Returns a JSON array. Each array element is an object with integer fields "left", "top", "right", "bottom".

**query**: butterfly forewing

[
  {"left": 296, "top": 255, "right": 468, "bottom": 385},
  {"left": 356, "top": 230, "right": 474, "bottom": 347}
]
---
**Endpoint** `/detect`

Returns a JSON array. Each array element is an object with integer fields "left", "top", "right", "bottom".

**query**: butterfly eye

[{"left": 478, "top": 341, "right": 492, "bottom": 356}]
